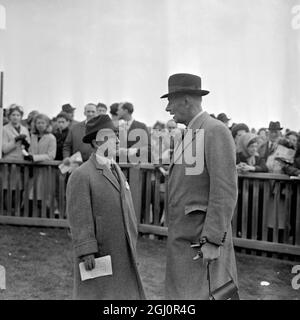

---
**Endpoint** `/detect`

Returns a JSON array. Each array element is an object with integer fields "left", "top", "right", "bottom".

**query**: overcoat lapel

[
  {"left": 90, "top": 154, "right": 120, "bottom": 192},
  {"left": 169, "top": 112, "right": 209, "bottom": 172}
]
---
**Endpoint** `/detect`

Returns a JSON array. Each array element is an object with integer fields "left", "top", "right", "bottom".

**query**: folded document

[{"left": 79, "top": 255, "right": 112, "bottom": 281}]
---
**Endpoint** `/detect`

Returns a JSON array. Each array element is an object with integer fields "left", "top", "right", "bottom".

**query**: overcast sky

[{"left": 0, "top": 0, "right": 299, "bottom": 130}]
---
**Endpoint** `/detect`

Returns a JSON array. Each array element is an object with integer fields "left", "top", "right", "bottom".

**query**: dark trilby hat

[
  {"left": 62, "top": 103, "right": 76, "bottom": 113},
  {"left": 82, "top": 115, "right": 115, "bottom": 143},
  {"left": 160, "top": 73, "right": 209, "bottom": 99},
  {"left": 268, "top": 121, "right": 283, "bottom": 131},
  {"left": 217, "top": 113, "right": 231, "bottom": 123}
]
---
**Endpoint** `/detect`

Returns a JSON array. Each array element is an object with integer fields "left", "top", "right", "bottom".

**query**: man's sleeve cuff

[
  {"left": 201, "top": 232, "right": 227, "bottom": 246},
  {"left": 74, "top": 240, "right": 98, "bottom": 258}
]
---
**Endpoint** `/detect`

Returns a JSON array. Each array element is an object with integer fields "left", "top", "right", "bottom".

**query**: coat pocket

[{"left": 184, "top": 204, "right": 207, "bottom": 215}]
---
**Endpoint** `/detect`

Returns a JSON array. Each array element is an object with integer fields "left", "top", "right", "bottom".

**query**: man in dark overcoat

[
  {"left": 66, "top": 114, "right": 146, "bottom": 300},
  {"left": 161, "top": 73, "right": 238, "bottom": 299}
]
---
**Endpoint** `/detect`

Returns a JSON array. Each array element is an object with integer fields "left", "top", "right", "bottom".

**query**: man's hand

[
  {"left": 62, "top": 157, "right": 71, "bottom": 166},
  {"left": 82, "top": 254, "right": 95, "bottom": 271},
  {"left": 201, "top": 242, "right": 221, "bottom": 264}
]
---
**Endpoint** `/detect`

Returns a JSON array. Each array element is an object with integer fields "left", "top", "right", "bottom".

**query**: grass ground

[{"left": 0, "top": 225, "right": 299, "bottom": 300}]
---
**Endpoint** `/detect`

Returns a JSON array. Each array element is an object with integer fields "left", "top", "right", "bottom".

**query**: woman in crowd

[
  {"left": 285, "top": 131, "right": 298, "bottom": 150},
  {"left": 2, "top": 104, "right": 30, "bottom": 160},
  {"left": 25, "top": 113, "right": 57, "bottom": 215},
  {"left": 257, "top": 127, "right": 268, "bottom": 147},
  {"left": 236, "top": 132, "right": 268, "bottom": 173},
  {"left": 2, "top": 104, "right": 30, "bottom": 213},
  {"left": 231, "top": 123, "right": 249, "bottom": 150},
  {"left": 281, "top": 135, "right": 300, "bottom": 176}
]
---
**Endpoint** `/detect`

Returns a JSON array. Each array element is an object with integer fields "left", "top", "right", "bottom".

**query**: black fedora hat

[
  {"left": 82, "top": 115, "right": 115, "bottom": 143},
  {"left": 268, "top": 121, "right": 283, "bottom": 131},
  {"left": 160, "top": 73, "right": 209, "bottom": 99},
  {"left": 217, "top": 113, "right": 231, "bottom": 123},
  {"left": 62, "top": 103, "right": 76, "bottom": 113}
]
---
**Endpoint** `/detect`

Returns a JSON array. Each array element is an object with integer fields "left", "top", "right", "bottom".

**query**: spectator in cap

[
  {"left": 231, "top": 123, "right": 250, "bottom": 149},
  {"left": 217, "top": 113, "right": 231, "bottom": 127},
  {"left": 66, "top": 114, "right": 146, "bottom": 300},
  {"left": 61, "top": 103, "right": 79, "bottom": 129},
  {"left": 62, "top": 103, "right": 97, "bottom": 164},
  {"left": 258, "top": 121, "right": 282, "bottom": 166},
  {"left": 96, "top": 102, "right": 107, "bottom": 115}
]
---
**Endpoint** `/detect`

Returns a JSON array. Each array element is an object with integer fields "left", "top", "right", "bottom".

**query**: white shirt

[
  {"left": 125, "top": 118, "right": 134, "bottom": 131},
  {"left": 95, "top": 153, "right": 113, "bottom": 169}
]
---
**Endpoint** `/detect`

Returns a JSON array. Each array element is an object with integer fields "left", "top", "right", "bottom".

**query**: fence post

[{"left": 129, "top": 166, "right": 142, "bottom": 223}]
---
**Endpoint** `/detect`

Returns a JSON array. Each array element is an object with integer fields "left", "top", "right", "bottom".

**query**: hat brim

[
  {"left": 82, "top": 131, "right": 97, "bottom": 144},
  {"left": 160, "top": 89, "right": 210, "bottom": 99},
  {"left": 268, "top": 127, "right": 283, "bottom": 131}
]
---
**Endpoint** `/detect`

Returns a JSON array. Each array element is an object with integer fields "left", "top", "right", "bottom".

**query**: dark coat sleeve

[
  {"left": 66, "top": 169, "right": 98, "bottom": 258},
  {"left": 201, "top": 124, "right": 238, "bottom": 246},
  {"left": 63, "top": 128, "right": 73, "bottom": 159},
  {"left": 254, "top": 156, "right": 268, "bottom": 172}
]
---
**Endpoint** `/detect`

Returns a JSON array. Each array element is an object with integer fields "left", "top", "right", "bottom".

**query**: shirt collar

[
  {"left": 95, "top": 153, "right": 113, "bottom": 169},
  {"left": 187, "top": 111, "right": 204, "bottom": 129},
  {"left": 125, "top": 118, "right": 134, "bottom": 129}
]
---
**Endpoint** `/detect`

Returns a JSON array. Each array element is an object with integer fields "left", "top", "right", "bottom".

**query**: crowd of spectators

[{"left": 2, "top": 106, "right": 300, "bottom": 177}]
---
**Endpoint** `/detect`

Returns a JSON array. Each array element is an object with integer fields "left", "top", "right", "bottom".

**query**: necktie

[{"left": 111, "top": 163, "right": 120, "bottom": 182}]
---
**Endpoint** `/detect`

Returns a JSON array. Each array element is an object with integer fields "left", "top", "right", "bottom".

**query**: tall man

[
  {"left": 63, "top": 103, "right": 97, "bottom": 163},
  {"left": 66, "top": 114, "right": 145, "bottom": 299},
  {"left": 162, "top": 73, "right": 238, "bottom": 299}
]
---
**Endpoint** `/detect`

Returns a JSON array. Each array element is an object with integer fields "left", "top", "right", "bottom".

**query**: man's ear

[{"left": 91, "top": 139, "right": 97, "bottom": 149}]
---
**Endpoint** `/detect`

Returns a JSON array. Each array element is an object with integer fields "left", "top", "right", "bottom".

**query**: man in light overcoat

[
  {"left": 161, "top": 73, "right": 238, "bottom": 299},
  {"left": 66, "top": 114, "right": 146, "bottom": 300}
]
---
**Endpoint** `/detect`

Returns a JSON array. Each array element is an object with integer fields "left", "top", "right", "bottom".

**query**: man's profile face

[
  {"left": 95, "top": 129, "right": 119, "bottom": 158},
  {"left": 165, "top": 95, "right": 187, "bottom": 124},
  {"left": 117, "top": 105, "right": 126, "bottom": 120},
  {"left": 84, "top": 104, "right": 97, "bottom": 121}
]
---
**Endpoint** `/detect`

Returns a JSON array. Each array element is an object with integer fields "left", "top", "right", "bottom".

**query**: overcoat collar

[
  {"left": 90, "top": 153, "right": 120, "bottom": 192},
  {"left": 169, "top": 111, "right": 209, "bottom": 170}
]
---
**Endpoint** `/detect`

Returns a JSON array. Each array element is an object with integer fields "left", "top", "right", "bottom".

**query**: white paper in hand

[
  {"left": 79, "top": 255, "right": 112, "bottom": 281},
  {"left": 0, "top": 265, "right": 6, "bottom": 290}
]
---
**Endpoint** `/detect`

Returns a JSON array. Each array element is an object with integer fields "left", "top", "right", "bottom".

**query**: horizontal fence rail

[{"left": 0, "top": 159, "right": 300, "bottom": 259}]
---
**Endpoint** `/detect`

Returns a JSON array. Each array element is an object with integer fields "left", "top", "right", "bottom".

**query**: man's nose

[{"left": 165, "top": 104, "right": 171, "bottom": 112}]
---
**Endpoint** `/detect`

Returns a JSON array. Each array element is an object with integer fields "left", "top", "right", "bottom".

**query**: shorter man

[
  {"left": 96, "top": 102, "right": 107, "bottom": 115},
  {"left": 66, "top": 114, "right": 145, "bottom": 300}
]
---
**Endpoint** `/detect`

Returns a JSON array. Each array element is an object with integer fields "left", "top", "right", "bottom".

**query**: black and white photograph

[{"left": 0, "top": 0, "right": 299, "bottom": 305}]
